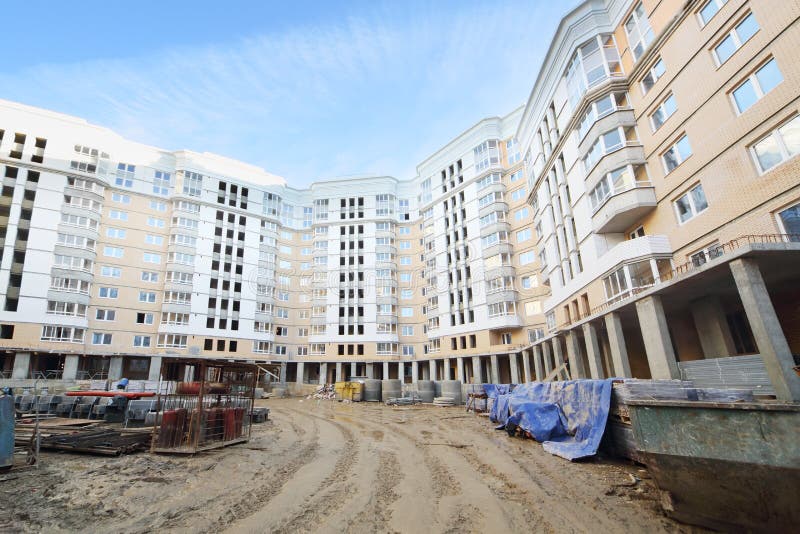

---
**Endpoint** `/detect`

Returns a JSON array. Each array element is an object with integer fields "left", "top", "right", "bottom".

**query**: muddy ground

[{"left": 0, "top": 398, "right": 702, "bottom": 533}]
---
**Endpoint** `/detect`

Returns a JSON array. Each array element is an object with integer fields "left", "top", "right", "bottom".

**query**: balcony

[
  {"left": 585, "top": 145, "right": 646, "bottom": 192},
  {"left": 592, "top": 186, "right": 657, "bottom": 233}
]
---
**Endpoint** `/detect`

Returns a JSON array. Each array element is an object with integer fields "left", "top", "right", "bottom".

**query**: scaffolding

[{"left": 150, "top": 358, "right": 257, "bottom": 454}]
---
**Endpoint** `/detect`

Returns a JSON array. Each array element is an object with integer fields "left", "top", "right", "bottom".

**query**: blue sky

[{"left": 1, "top": 1, "right": 576, "bottom": 186}]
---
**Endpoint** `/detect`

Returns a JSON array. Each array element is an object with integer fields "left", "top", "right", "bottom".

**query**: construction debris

[
  {"left": 432, "top": 396, "right": 455, "bottom": 407},
  {"left": 384, "top": 396, "right": 420, "bottom": 406},
  {"left": 308, "top": 384, "right": 335, "bottom": 400}
]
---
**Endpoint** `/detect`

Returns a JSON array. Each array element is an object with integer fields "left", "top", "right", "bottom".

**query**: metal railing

[{"left": 554, "top": 233, "right": 800, "bottom": 332}]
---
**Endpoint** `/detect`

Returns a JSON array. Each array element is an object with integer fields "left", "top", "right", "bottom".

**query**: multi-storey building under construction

[{"left": 0, "top": 0, "right": 798, "bottom": 400}]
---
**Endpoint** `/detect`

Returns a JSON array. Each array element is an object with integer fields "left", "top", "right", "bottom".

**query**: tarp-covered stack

[{"left": 489, "top": 380, "right": 613, "bottom": 461}]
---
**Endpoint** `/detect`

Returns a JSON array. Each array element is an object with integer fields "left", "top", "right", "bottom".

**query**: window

[
  {"left": 106, "top": 227, "right": 126, "bottom": 239},
  {"left": 153, "top": 170, "right": 171, "bottom": 196},
  {"left": 751, "top": 115, "right": 800, "bottom": 173},
  {"left": 650, "top": 94, "right": 677, "bottom": 131},
  {"left": 588, "top": 164, "right": 651, "bottom": 211},
  {"left": 109, "top": 210, "right": 128, "bottom": 221},
  {"left": 565, "top": 34, "right": 623, "bottom": 108},
  {"left": 143, "top": 253, "right": 161, "bottom": 264},
  {"left": 402, "top": 325, "right": 414, "bottom": 336},
  {"left": 521, "top": 275, "right": 538, "bottom": 289},
  {"left": 674, "top": 184, "right": 709, "bottom": 223},
  {"left": 100, "top": 266, "right": 121, "bottom": 278},
  {"left": 662, "top": 134, "right": 692, "bottom": 173},
  {"left": 713, "top": 13, "right": 759, "bottom": 65},
  {"left": 112, "top": 192, "right": 130, "bottom": 204},
  {"left": 777, "top": 203, "right": 800, "bottom": 237},
  {"left": 525, "top": 301, "right": 542, "bottom": 315},
  {"left": 157, "top": 334, "right": 187, "bottom": 348},
  {"left": 103, "top": 246, "right": 123, "bottom": 258},
  {"left": 519, "top": 251, "right": 536, "bottom": 265},
  {"left": 698, "top": 0, "right": 727, "bottom": 26},
  {"left": 401, "top": 289, "right": 413, "bottom": 299},
  {"left": 624, "top": 2, "right": 654, "bottom": 62},
  {"left": 514, "top": 207, "right": 529, "bottom": 221},
  {"left": 133, "top": 335, "right": 151, "bottom": 348},
  {"left": 98, "top": 287, "right": 118, "bottom": 299},
  {"left": 640, "top": 57, "right": 665, "bottom": 94},
  {"left": 473, "top": 140, "right": 500, "bottom": 172},
  {"left": 400, "top": 273, "right": 412, "bottom": 283},
  {"left": 138, "top": 313, "right": 155, "bottom": 325},
  {"left": 115, "top": 163, "right": 135, "bottom": 187},
  {"left": 41, "top": 325, "right": 85, "bottom": 343},
  {"left": 142, "top": 271, "right": 158, "bottom": 283},
  {"left": 400, "top": 256, "right": 412, "bottom": 266},
  {"left": 138, "top": 291, "right": 157, "bottom": 303},
  {"left": 182, "top": 171, "right": 202, "bottom": 196},
  {"left": 47, "top": 301, "right": 87, "bottom": 317},
  {"left": 510, "top": 187, "right": 527, "bottom": 202},
  {"left": 509, "top": 169, "right": 523, "bottom": 182},
  {"left": 95, "top": 309, "right": 116, "bottom": 321},
  {"left": 147, "top": 217, "right": 165, "bottom": 228},
  {"left": 92, "top": 332, "right": 112, "bottom": 345},
  {"left": 731, "top": 58, "right": 782, "bottom": 114},
  {"left": 516, "top": 229, "right": 532, "bottom": 243},
  {"left": 145, "top": 234, "right": 164, "bottom": 246},
  {"left": 476, "top": 173, "right": 502, "bottom": 190}
]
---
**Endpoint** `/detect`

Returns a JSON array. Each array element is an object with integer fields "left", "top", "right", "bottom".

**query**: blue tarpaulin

[{"left": 488, "top": 380, "right": 613, "bottom": 461}]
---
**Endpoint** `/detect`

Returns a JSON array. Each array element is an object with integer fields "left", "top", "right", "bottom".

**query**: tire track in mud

[
  {"left": 205, "top": 413, "right": 322, "bottom": 532},
  {"left": 345, "top": 449, "right": 402, "bottom": 533},
  {"left": 262, "top": 407, "right": 361, "bottom": 533}
]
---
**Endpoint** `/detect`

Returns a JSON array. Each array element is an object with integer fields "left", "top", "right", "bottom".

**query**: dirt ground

[{"left": 0, "top": 398, "right": 702, "bottom": 533}]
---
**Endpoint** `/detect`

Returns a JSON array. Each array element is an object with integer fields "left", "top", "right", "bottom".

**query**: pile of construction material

[
  {"left": 384, "top": 396, "right": 420, "bottom": 406},
  {"left": 432, "top": 397, "right": 456, "bottom": 407},
  {"left": 308, "top": 384, "right": 335, "bottom": 400},
  {"left": 15, "top": 418, "right": 151, "bottom": 456}
]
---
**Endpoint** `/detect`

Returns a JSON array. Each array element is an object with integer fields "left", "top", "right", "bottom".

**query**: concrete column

[
  {"left": 443, "top": 358, "right": 451, "bottom": 380},
  {"left": 582, "top": 322, "right": 605, "bottom": 379},
  {"left": 319, "top": 363, "right": 328, "bottom": 385},
  {"left": 108, "top": 356, "right": 124, "bottom": 381},
  {"left": 296, "top": 362, "right": 305, "bottom": 384},
  {"left": 636, "top": 295, "right": 680, "bottom": 379},
  {"left": 551, "top": 338, "right": 567, "bottom": 379},
  {"left": 604, "top": 312, "right": 632, "bottom": 377},
  {"left": 456, "top": 357, "right": 464, "bottom": 383},
  {"left": 429, "top": 359, "right": 436, "bottom": 381},
  {"left": 565, "top": 331, "right": 587, "bottom": 379},
  {"left": 365, "top": 363, "right": 374, "bottom": 379},
  {"left": 521, "top": 350, "right": 532, "bottom": 383},
  {"left": 489, "top": 354, "right": 499, "bottom": 384},
  {"left": 148, "top": 356, "right": 162, "bottom": 382},
  {"left": 411, "top": 361, "right": 419, "bottom": 383},
  {"left": 350, "top": 361, "right": 357, "bottom": 378},
  {"left": 533, "top": 345, "right": 544, "bottom": 381},
  {"left": 62, "top": 355, "right": 79, "bottom": 381},
  {"left": 691, "top": 295, "right": 737, "bottom": 358},
  {"left": 471, "top": 356, "right": 483, "bottom": 383},
  {"left": 508, "top": 353, "right": 521, "bottom": 384},
  {"left": 541, "top": 342, "right": 553, "bottom": 376},
  {"left": 383, "top": 361, "right": 389, "bottom": 379},
  {"left": 11, "top": 352, "right": 30, "bottom": 379},
  {"left": 335, "top": 362, "right": 343, "bottom": 382},
  {"left": 730, "top": 258, "right": 800, "bottom": 401}
]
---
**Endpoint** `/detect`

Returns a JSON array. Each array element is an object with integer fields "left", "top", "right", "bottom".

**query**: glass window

[
  {"left": 674, "top": 184, "right": 709, "bottom": 223},
  {"left": 778, "top": 204, "right": 800, "bottom": 237},
  {"left": 714, "top": 13, "right": 759, "bottom": 64},
  {"left": 732, "top": 58, "right": 781, "bottom": 113},
  {"left": 641, "top": 58, "right": 665, "bottom": 94},
  {"left": 625, "top": 2, "right": 654, "bottom": 62},
  {"left": 751, "top": 115, "right": 800, "bottom": 172},
  {"left": 699, "top": 0, "right": 727, "bottom": 26}
]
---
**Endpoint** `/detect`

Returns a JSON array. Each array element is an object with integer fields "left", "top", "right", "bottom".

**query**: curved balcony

[
  {"left": 486, "top": 288, "right": 518, "bottom": 305},
  {"left": 592, "top": 186, "right": 657, "bottom": 233},
  {"left": 585, "top": 145, "right": 646, "bottom": 192},
  {"left": 480, "top": 221, "right": 511, "bottom": 237},
  {"left": 579, "top": 109, "right": 636, "bottom": 155},
  {"left": 482, "top": 242, "right": 513, "bottom": 258},
  {"left": 479, "top": 201, "right": 508, "bottom": 218}
]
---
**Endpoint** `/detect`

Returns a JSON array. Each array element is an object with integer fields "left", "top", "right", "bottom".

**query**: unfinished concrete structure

[{"left": 0, "top": 0, "right": 798, "bottom": 399}]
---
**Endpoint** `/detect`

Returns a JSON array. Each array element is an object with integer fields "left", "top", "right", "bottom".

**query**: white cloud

[{"left": 0, "top": 1, "right": 573, "bottom": 185}]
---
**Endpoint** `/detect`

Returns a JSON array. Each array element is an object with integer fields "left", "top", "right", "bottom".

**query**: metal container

[
  {"left": 363, "top": 379, "right": 382, "bottom": 402},
  {"left": 416, "top": 380, "right": 435, "bottom": 403},
  {"left": 381, "top": 379, "right": 402, "bottom": 402},
  {"left": 1, "top": 395, "right": 14, "bottom": 471},
  {"left": 441, "top": 380, "right": 463, "bottom": 405}
]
